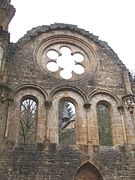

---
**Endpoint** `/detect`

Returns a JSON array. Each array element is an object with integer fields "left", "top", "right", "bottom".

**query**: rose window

[
  {"left": 46, "top": 46, "right": 85, "bottom": 79},
  {"left": 34, "top": 32, "right": 99, "bottom": 81}
]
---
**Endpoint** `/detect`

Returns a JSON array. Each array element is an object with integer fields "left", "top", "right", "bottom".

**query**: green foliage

[
  {"left": 59, "top": 128, "right": 76, "bottom": 145},
  {"left": 97, "top": 104, "right": 113, "bottom": 146}
]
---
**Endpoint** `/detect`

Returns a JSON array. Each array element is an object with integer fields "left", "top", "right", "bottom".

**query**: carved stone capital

[
  {"left": 122, "top": 94, "right": 135, "bottom": 114},
  {"left": 118, "top": 106, "right": 124, "bottom": 113},
  {"left": 44, "top": 101, "right": 52, "bottom": 109},
  {"left": 83, "top": 103, "right": 91, "bottom": 111}
]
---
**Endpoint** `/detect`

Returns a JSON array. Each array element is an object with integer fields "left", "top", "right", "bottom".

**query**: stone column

[
  {"left": 44, "top": 101, "right": 52, "bottom": 142},
  {"left": 118, "top": 106, "right": 127, "bottom": 144},
  {"left": 83, "top": 103, "right": 93, "bottom": 154},
  {"left": 122, "top": 95, "right": 135, "bottom": 143},
  {"left": 122, "top": 69, "right": 135, "bottom": 144},
  {"left": 0, "top": 84, "right": 11, "bottom": 139},
  {"left": 124, "top": 69, "right": 132, "bottom": 95},
  {"left": 4, "top": 98, "right": 13, "bottom": 138},
  {"left": 84, "top": 103, "right": 91, "bottom": 143}
]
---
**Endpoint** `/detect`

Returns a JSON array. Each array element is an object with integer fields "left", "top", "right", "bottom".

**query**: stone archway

[{"left": 74, "top": 163, "right": 103, "bottom": 180}]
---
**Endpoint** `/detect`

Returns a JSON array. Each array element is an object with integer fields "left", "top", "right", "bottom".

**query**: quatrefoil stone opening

[{"left": 46, "top": 46, "right": 85, "bottom": 79}]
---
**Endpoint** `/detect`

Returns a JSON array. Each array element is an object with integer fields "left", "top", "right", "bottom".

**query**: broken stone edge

[{"left": 9, "top": 23, "right": 126, "bottom": 69}]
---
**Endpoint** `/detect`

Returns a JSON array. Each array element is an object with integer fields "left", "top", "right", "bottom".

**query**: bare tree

[{"left": 19, "top": 99, "right": 37, "bottom": 143}]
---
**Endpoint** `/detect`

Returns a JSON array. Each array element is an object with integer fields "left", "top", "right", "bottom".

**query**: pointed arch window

[
  {"left": 19, "top": 97, "right": 37, "bottom": 144},
  {"left": 97, "top": 101, "right": 113, "bottom": 146},
  {"left": 59, "top": 99, "right": 76, "bottom": 145},
  {"left": 74, "top": 162, "right": 103, "bottom": 180}
]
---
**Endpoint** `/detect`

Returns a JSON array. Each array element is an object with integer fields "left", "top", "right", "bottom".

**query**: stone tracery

[{"left": 46, "top": 46, "right": 85, "bottom": 79}]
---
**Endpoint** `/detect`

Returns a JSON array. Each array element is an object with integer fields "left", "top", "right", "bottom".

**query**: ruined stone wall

[
  {"left": 0, "top": 143, "right": 135, "bottom": 180},
  {"left": 3, "top": 24, "right": 134, "bottom": 146},
  {"left": 0, "top": 22, "right": 135, "bottom": 179}
]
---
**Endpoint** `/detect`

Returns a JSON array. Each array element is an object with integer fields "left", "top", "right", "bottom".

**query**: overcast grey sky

[{"left": 9, "top": 0, "right": 135, "bottom": 71}]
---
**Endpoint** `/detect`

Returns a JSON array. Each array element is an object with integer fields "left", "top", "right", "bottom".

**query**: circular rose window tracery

[
  {"left": 34, "top": 32, "right": 99, "bottom": 81},
  {"left": 46, "top": 46, "right": 85, "bottom": 79}
]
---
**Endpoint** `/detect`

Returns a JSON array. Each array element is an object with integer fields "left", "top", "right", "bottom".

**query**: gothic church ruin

[{"left": 0, "top": 1, "right": 135, "bottom": 179}]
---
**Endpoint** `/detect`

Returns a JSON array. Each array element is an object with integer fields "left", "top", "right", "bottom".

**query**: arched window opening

[
  {"left": 74, "top": 162, "right": 103, "bottom": 180},
  {"left": 97, "top": 102, "right": 113, "bottom": 146},
  {"left": 19, "top": 97, "right": 37, "bottom": 144},
  {"left": 59, "top": 100, "right": 76, "bottom": 145}
]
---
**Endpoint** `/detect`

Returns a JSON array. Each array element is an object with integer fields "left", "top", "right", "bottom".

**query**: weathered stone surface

[
  {"left": 0, "top": 0, "right": 15, "bottom": 31},
  {"left": 0, "top": 144, "right": 135, "bottom": 179},
  {"left": 0, "top": 1, "right": 135, "bottom": 180}
]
